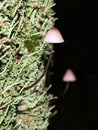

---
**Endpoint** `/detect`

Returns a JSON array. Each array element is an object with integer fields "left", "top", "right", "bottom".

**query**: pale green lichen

[{"left": 0, "top": 0, "right": 56, "bottom": 129}]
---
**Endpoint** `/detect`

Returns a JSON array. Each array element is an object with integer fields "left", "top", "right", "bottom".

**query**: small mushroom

[
  {"left": 43, "top": 27, "right": 64, "bottom": 43},
  {"left": 63, "top": 69, "right": 76, "bottom": 82},
  {"left": 62, "top": 69, "right": 76, "bottom": 93}
]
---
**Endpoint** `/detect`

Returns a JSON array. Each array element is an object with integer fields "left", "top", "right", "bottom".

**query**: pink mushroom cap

[
  {"left": 63, "top": 69, "right": 77, "bottom": 82},
  {"left": 43, "top": 27, "right": 64, "bottom": 43}
]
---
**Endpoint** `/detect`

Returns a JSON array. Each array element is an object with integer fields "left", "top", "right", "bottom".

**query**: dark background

[{"left": 48, "top": 0, "right": 98, "bottom": 130}]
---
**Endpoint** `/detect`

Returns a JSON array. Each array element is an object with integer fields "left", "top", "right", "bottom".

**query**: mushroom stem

[
  {"left": 23, "top": 44, "right": 54, "bottom": 91},
  {"left": 64, "top": 82, "right": 70, "bottom": 94}
]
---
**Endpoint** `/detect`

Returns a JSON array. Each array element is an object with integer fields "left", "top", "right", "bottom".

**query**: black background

[{"left": 48, "top": 0, "right": 98, "bottom": 130}]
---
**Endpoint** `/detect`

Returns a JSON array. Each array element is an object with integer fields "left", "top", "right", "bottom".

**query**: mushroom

[
  {"left": 43, "top": 27, "right": 64, "bottom": 43},
  {"left": 62, "top": 69, "right": 76, "bottom": 93},
  {"left": 42, "top": 27, "right": 64, "bottom": 78},
  {"left": 63, "top": 69, "right": 76, "bottom": 82}
]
